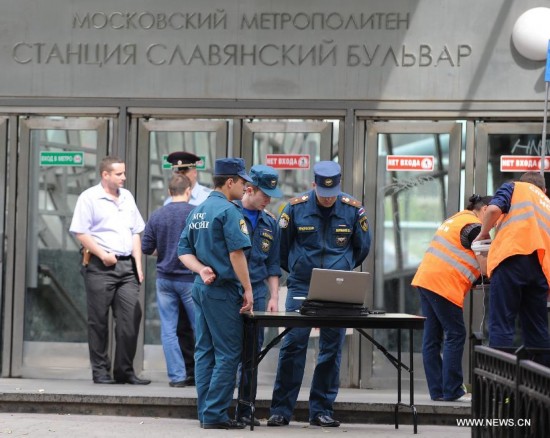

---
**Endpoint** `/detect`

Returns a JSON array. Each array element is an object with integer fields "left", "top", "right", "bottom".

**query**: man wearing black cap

[
  {"left": 165, "top": 151, "right": 212, "bottom": 386},
  {"left": 178, "top": 157, "right": 254, "bottom": 430},
  {"left": 234, "top": 164, "right": 282, "bottom": 426},
  {"left": 267, "top": 161, "right": 371, "bottom": 428},
  {"left": 166, "top": 151, "right": 212, "bottom": 206}
]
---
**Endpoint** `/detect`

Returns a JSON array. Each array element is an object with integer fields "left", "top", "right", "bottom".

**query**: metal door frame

[
  {"left": 10, "top": 116, "right": 109, "bottom": 378},
  {"left": 241, "top": 120, "right": 337, "bottom": 164},
  {"left": 133, "top": 117, "right": 228, "bottom": 380},
  {"left": 0, "top": 116, "right": 10, "bottom": 377},
  {"left": 360, "top": 120, "right": 463, "bottom": 388},
  {"left": 474, "top": 122, "right": 545, "bottom": 195}
]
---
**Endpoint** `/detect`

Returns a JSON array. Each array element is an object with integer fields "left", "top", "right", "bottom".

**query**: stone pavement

[
  {"left": 0, "top": 378, "right": 470, "bottom": 427},
  {"left": 0, "top": 413, "right": 471, "bottom": 437}
]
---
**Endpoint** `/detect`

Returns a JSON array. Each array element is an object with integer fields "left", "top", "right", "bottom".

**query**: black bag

[{"left": 299, "top": 299, "right": 369, "bottom": 317}]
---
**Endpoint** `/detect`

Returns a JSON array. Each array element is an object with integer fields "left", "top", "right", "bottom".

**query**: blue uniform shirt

[
  {"left": 178, "top": 191, "right": 251, "bottom": 287},
  {"left": 278, "top": 190, "right": 371, "bottom": 284},
  {"left": 489, "top": 181, "right": 514, "bottom": 214},
  {"left": 235, "top": 201, "right": 281, "bottom": 288}
]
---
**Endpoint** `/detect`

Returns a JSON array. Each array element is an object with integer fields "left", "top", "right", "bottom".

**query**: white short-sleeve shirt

[{"left": 70, "top": 183, "right": 145, "bottom": 256}]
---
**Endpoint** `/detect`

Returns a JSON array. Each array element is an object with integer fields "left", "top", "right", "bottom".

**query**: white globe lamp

[{"left": 512, "top": 7, "right": 550, "bottom": 61}]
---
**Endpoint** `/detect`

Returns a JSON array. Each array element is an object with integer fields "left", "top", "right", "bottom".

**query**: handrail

[{"left": 472, "top": 345, "right": 550, "bottom": 438}]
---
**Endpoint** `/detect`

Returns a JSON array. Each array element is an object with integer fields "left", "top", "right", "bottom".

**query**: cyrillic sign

[
  {"left": 40, "top": 151, "right": 84, "bottom": 167},
  {"left": 386, "top": 155, "right": 434, "bottom": 171},
  {"left": 266, "top": 154, "right": 310, "bottom": 169},
  {"left": 500, "top": 155, "right": 550, "bottom": 172}
]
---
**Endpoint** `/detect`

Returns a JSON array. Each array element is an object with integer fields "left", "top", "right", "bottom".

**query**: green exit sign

[{"left": 40, "top": 151, "right": 84, "bottom": 167}]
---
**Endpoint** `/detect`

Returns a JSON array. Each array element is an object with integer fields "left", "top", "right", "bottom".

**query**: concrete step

[{"left": 0, "top": 378, "right": 470, "bottom": 428}]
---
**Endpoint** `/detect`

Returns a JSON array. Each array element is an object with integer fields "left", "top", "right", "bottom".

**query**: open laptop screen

[{"left": 306, "top": 268, "right": 370, "bottom": 305}]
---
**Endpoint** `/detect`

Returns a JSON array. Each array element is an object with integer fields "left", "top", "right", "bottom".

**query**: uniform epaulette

[
  {"left": 290, "top": 195, "right": 309, "bottom": 205},
  {"left": 264, "top": 209, "right": 276, "bottom": 219},
  {"left": 340, "top": 196, "right": 361, "bottom": 208}
]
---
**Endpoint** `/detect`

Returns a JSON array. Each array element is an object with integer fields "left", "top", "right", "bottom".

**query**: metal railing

[{"left": 472, "top": 345, "right": 550, "bottom": 438}]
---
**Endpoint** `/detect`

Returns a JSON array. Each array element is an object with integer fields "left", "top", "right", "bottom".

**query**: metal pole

[{"left": 541, "top": 82, "right": 549, "bottom": 176}]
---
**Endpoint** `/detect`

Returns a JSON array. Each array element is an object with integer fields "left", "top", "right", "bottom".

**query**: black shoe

[
  {"left": 93, "top": 376, "right": 115, "bottom": 384},
  {"left": 267, "top": 414, "right": 289, "bottom": 426},
  {"left": 310, "top": 414, "right": 340, "bottom": 427},
  {"left": 184, "top": 376, "right": 195, "bottom": 386},
  {"left": 169, "top": 380, "right": 187, "bottom": 388},
  {"left": 202, "top": 420, "right": 245, "bottom": 430},
  {"left": 239, "top": 415, "right": 261, "bottom": 427},
  {"left": 116, "top": 375, "right": 151, "bottom": 385}
]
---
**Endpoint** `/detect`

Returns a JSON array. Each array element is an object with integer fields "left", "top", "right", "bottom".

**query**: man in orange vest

[
  {"left": 412, "top": 195, "right": 492, "bottom": 402},
  {"left": 474, "top": 172, "right": 550, "bottom": 365}
]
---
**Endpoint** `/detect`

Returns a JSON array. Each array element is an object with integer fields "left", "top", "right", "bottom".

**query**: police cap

[
  {"left": 314, "top": 161, "right": 341, "bottom": 197},
  {"left": 214, "top": 158, "right": 253, "bottom": 183},
  {"left": 250, "top": 164, "right": 282, "bottom": 198},
  {"left": 167, "top": 151, "right": 201, "bottom": 170}
]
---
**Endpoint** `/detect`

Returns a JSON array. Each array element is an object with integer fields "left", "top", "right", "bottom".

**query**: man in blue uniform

[
  {"left": 234, "top": 164, "right": 282, "bottom": 426},
  {"left": 267, "top": 161, "right": 371, "bottom": 428},
  {"left": 178, "top": 158, "right": 253, "bottom": 430}
]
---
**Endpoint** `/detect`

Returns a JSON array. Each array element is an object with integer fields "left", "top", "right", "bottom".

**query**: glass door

[
  {"left": 11, "top": 117, "right": 109, "bottom": 378},
  {"left": 470, "top": 121, "right": 548, "bottom": 358},
  {"left": 135, "top": 117, "right": 228, "bottom": 380},
  {"left": 362, "top": 120, "right": 463, "bottom": 387},
  {"left": 474, "top": 122, "right": 549, "bottom": 195},
  {"left": 241, "top": 118, "right": 346, "bottom": 385},
  {"left": 242, "top": 119, "right": 341, "bottom": 216}
]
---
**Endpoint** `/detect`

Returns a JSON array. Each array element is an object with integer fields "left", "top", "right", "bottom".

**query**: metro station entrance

[
  {"left": 0, "top": 109, "right": 546, "bottom": 387},
  {"left": 6, "top": 116, "right": 111, "bottom": 378}
]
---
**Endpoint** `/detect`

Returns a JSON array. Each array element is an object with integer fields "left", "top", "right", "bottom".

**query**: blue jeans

[
  {"left": 156, "top": 278, "right": 195, "bottom": 383},
  {"left": 418, "top": 287, "right": 466, "bottom": 401},
  {"left": 270, "top": 282, "right": 346, "bottom": 422}
]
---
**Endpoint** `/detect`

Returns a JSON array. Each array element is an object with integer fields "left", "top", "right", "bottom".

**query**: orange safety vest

[
  {"left": 412, "top": 210, "right": 482, "bottom": 308},
  {"left": 487, "top": 181, "right": 550, "bottom": 285}
]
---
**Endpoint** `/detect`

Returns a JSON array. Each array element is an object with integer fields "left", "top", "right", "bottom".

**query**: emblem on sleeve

[
  {"left": 359, "top": 216, "right": 369, "bottom": 232},
  {"left": 279, "top": 212, "right": 290, "bottom": 229},
  {"left": 240, "top": 219, "right": 249, "bottom": 235},
  {"left": 261, "top": 239, "right": 272, "bottom": 252}
]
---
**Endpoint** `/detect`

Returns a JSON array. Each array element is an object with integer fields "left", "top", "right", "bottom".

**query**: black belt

[{"left": 115, "top": 255, "right": 132, "bottom": 260}]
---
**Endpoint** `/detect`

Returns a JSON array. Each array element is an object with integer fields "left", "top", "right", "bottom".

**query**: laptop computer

[{"left": 306, "top": 268, "right": 370, "bottom": 305}]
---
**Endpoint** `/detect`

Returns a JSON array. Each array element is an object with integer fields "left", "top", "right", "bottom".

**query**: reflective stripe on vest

[
  {"left": 496, "top": 201, "right": 550, "bottom": 236},
  {"left": 488, "top": 182, "right": 550, "bottom": 284},
  {"left": 426, "top": 235, "right": 479, "bottom": 284},
  {"left": 411, "top": 210, "right": 482, "bottom": 308}
]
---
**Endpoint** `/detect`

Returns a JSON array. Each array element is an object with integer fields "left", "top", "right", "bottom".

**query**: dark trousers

[
  {"left": 489, "top": 253, "right": 550, "bottom": 365},
  {"left": 81, "top": 256, "right": 142, "bottom": 381},
  {"left": 177, "top": 302, "right": 195, "bottom": 378}
]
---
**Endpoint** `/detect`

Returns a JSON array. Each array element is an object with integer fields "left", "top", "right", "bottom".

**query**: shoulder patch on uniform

[
  {"left": 340, "top": 196, "right": 362, "bottom": 208},
  {"left": 264, "top": 209, "right": 276, "bottom": 220},
  {"left": 239, "top": 219, "right": 249, "bottom": 235},
  {"left": 290, "top": 195, "right": 309, "bottom": 205},
  {"left": 279, "top": 212, "right": 290, "bottom": 229}
]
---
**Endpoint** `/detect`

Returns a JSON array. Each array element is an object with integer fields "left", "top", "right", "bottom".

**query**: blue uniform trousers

[
  {"left": 489, "top": 253, "right": 550, "bottom": 365},
  {"left": 235, "top": 283, "right": 267, "bottom": 418},
  {"left": 270, "top": 283, "right": 346, "bottom": 422},
  {"left": 192, "top": 283, "right": 244, "bottom": 425},
  {"left": 418, "top": 287, "right": 466, "bottom": 401}
]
